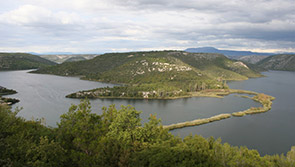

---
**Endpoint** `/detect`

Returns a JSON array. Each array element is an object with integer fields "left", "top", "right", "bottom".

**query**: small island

[{"left": 0, "top": 86, "right": 19, "bottom": 105}]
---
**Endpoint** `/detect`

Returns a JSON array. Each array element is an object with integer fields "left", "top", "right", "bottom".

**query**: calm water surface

[{"left": 0, "top": 70, "right": 294, "bottom": 155}]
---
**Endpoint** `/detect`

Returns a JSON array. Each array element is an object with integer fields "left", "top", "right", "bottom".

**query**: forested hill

[
  {"left": 256, "top": 54, "right": 295, "bottom": 71},
  {"left": 34, "top": 51, "right": 262, "bottom": 99},
  {"left": 0, "top": 53, "right": 56, "bottom": 71},
  {"left": 34, "top": 51, "right": 261, "bottom": 81}
]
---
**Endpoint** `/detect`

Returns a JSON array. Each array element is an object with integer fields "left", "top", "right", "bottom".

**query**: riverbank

[
  {"left": 66, "top": 88, "right": 260, "bottom": 100},
  {"left": 0, "top": 97, "right": 19, "bottom": 105},
  {"left": 163, "top": 90, "right": 275, "bottom": 130},
  {"left": 0, "top": 86, "right": 19, "bottom": 105}
]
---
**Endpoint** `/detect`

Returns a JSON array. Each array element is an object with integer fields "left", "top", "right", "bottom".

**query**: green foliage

[
  {"left": 0, "top": 105, "right": 55, "bottom": 167},
  {"left": 57, "top": 100, "right": 104, "bottom": 166},
  {"left": 0, "top": 53, "right": 56, "bottom": 71},
  {"left": 26, "top": 136, "right": 66, "bottom": 167},
  {"left": 1, "top": 101, "right": 294, "bottom": 167}
]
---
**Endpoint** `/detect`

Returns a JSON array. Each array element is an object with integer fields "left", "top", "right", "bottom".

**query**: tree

[
  {"left": 26, "top": 136, "right": 65, "bottom": 167},
  {"left": 57, "top": 100, "right": 103, "bottom": 166}
]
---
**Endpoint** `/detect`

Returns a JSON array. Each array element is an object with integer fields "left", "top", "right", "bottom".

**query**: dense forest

[{"left": 1, "top": 101, "right": 294, "bottom": 167}]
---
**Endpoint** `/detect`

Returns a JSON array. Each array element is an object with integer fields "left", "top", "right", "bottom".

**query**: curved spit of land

[{"left": 163, "top": 89, "right": 275, "bottom": 131}]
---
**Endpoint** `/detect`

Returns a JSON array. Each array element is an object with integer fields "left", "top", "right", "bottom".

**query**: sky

[{"left": 0, "top": 0, "right": 294, "bottom": 53}]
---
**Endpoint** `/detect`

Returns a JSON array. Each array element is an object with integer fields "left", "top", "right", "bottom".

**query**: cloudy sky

[{"left": 0, "top": 0, "right": 294, "bottom": 53}]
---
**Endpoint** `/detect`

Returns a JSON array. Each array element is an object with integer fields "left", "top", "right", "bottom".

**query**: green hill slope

[
  {"left": 256, "top": 54, "right": 295, "bottom": 71},
  {"left": 0, "top": 53, "right": 56, "bottom": 71},
  {"left": 40, "top": 54, "right": 98, "bottom": 64},
  {"left": 34, "top": 51, "right": 262, "bottom": 99}
]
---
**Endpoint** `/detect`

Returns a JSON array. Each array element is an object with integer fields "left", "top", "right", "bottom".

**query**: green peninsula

[{"left": 34, "top": 51, "right": 262, "bottom": 99}]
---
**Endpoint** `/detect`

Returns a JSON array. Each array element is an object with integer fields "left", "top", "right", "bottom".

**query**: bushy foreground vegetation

[{"left": 1, "top": 101, "right": 294, "bottom": 167}]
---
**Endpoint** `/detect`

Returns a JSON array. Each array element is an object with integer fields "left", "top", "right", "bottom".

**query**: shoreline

[
  {"left": 66, "top": 88, "right": 259, "bottom": 100},
  {"left": 0, "top": 86, "right": 19, "bottom": 105}
]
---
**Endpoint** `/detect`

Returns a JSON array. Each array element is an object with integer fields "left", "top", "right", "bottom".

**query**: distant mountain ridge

[{"left": 185, "top": 47, "right": 273, "bottom": 57}]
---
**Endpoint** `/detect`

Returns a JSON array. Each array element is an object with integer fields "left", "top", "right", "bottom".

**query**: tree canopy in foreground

[{"left": 0, "top": 101, "right": 294, "bottom": 167}]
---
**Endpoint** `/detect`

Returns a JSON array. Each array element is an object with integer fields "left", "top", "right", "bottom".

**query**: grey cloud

[
  {"left": 116, "top": 0, "right": 295, "bottom": 23},
  {"left": 0, "top": 0, "right": 294, "bottom": 52}
]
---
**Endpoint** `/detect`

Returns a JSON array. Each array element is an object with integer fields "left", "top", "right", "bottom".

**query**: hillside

[
  {"left": 0, "top": 53, "right": 56, "bottom": 71},
  {"left": 34, "top": 51, "right": 262, "bottom": 99},
  {"left": 238, "top": 55, "right": 269, "bottom": 64},
  {"left": 185, "top": 47, "right": 272, "bottom": 57},
  {"left": 64, "top": 56, "right": 87, "bottom": 62},
  {"left": 256, "top": 54, "right": 295, "bottom": 71},
  {"left": 40, "top": 54, "right": 98, "bottom": 64}
]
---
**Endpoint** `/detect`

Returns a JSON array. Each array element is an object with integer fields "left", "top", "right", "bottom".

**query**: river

[{"left": 0, "top": 70, "right": 294, "bottom": 155}]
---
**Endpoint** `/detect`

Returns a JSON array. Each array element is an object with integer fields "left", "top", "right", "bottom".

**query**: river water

[{"left": 0, "top": 70, "right": 294, "bottom": 155}]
